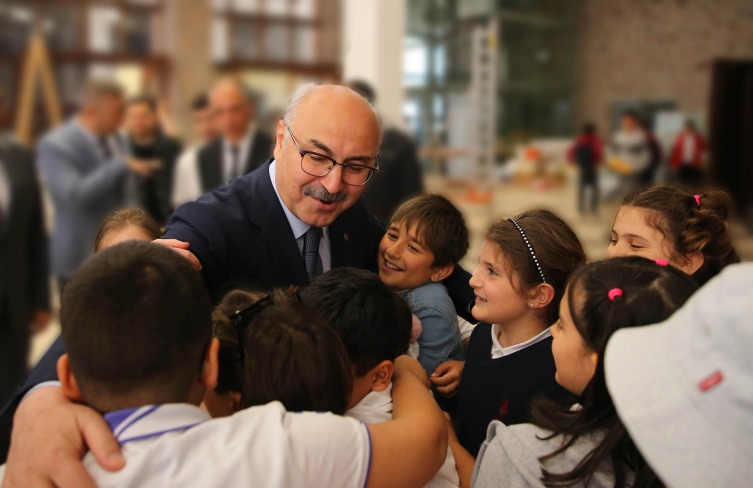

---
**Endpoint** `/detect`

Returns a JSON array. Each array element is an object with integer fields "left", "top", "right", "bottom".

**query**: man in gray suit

[{"left": 36, "top": 80, "right": 161, "bottom": 286}]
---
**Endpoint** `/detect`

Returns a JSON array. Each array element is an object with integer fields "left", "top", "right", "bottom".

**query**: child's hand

[
  {"left": 394, "top": 355, "right": 430, "bottom": 388},
  {"left": 430, "top": 360, "right": 465, "bottom": 398}
]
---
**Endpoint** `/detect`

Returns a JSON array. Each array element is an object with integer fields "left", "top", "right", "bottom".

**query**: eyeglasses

[{"left": 285, "top": 123, "right": 379, "bottom": 186}]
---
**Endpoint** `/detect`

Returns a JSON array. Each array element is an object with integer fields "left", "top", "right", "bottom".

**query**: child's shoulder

[{"left": 399, "top": 281, "right": 456, "bottom": 315}]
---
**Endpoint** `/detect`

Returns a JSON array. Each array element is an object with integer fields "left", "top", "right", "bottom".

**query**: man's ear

[
  {"left": 369, "top": 360, "right": 394, "bottom": 392},
  {"left": 57, "top": 354, "right": 84, "bottom": 403},
  {"left": 430, "top": 264, "right": 455, "bottom": 283},
  {"left": 202, "top": 338, "right": 220, "bottom": 391},
  {"left": 678, "top": 252, "right": 705, "bottom": 276},
  {"left": 529, "top": 283, "right": 556, "bottom": 309},
  {"left": 273, "top": 119, "right": 286, "bottom": 160}
]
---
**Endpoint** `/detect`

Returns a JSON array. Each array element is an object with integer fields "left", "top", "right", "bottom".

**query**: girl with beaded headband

[{"left": 431, "top": 210, "right": 586, "bottom": 482}]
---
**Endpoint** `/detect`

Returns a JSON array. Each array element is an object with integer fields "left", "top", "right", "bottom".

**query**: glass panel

[
  {"left": 265, "top": 23, "right": 288, "bottom": 61},
  {"left": 234, "top": 0, "right": 260, "bottom": 13},
  {"left": 292, "top": 0, "right": 316, "bottom": 19},
  {"left": 0, "top": 4, "right": 32, "bottom": 53},
  {"left": 212, "top": 17, "right": 229, "bottom": 62},
  {"left": 263, "top": 0, "right": 288, "bottom": 17},
  {"left": 0, "top": 62, "right": 15, "bottom": 111},
  {"left": 125, "top": 11, "right": 151, "bottom": 54},
  {"left": 45, "top": 4, "right": 80, "bottom": 51},
  {"left": 294, "top": 26, "right": 315, "bottom": 63},
  {"left": 233, "top": 20, "right": 260, "bottom": 60},
  {"left": 56, "top": 63, "right": 88, "bottom": 106},
  {"left": 88, "top": 6, "right": 121, "bottom": 53}
]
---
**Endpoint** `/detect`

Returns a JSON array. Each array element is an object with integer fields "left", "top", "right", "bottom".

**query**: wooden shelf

[{"left": 215, "top": 59, "right": 338, "bottom": 76}]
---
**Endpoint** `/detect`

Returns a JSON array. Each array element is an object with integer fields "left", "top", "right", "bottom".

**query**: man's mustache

[{"left": 302, "top": 183, "right": 348, "bottom": 203}]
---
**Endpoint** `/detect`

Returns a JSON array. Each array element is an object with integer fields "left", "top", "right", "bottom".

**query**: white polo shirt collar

[
  {"left": 490, "top": 325, "right": 552, "bottom": 359},
  {"left": 104, "top": 403, "right": 209, "bottom": 445}
]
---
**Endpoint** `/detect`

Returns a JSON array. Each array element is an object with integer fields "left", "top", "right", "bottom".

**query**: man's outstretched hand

[
  {"left": 152, "top": 238, "right": 202, "bottom": 270},
  {"left": 2, "top": 387, "right": 123, "bottom": 488}
]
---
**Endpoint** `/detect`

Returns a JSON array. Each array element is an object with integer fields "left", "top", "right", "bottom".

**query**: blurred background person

[
  {"left": 609, "top": 110, "right": 652, "bottom": 186},
  {"left": 670, "top": 119, "right": 707, "bottom": 187},
  {"left": 124, "top": 95, "right": 182, "bottom": 226},
  {"left": 36, "top": 79, "right": 160, "bottom": 289},
  {"left": 0, "top": 90, "right": 50, "bottom": 407},
  {"left": 567, "top": 122, "right": 602, "bottom": 215},
  {"left": 171, "top": 93, "right": 218, "bottom": 208},
  {"left": 197, "top": 79, "right": 273, "bottom": 195},
  {"left": 348, "top": 80, "right": 424, "bottom": 223},
  {"left": 639, "top": 116, "right": 663, "bottom": 186}
]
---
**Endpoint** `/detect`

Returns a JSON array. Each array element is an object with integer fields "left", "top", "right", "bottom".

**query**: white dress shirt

[
  {"left": 222, "top": 124, "right": 256, "bottom": 184},
  {"left": 269, "top": 159, "right": 331, "bottom": 273},
  {"left": 171, "top": 144, "right": 204, "bottom": 207},
  {"left": 490, "top": 325, "right": 552, "bottom": 359},
  {"left": 346, "top": 384, "right": 460, "bottom": 488}
]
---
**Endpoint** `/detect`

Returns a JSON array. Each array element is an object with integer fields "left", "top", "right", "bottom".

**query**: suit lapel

[
  {"left": 329, "top": 217, "right": 356, "bottom": 270},
  {"left": 249, "top": 160, "right": 309, "bottom": 286}
]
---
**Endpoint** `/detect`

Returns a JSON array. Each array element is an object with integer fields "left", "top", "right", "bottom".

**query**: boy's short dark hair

[
  {"left": 213, "top": 288, "right": 353, "bottom": 415},
  {"left": 61, "top": 241, "right": 213, "bottom": 412},
  {"left": 388, "top": 194, "right": 469, "bottom": 268},
  {"left": 300, "top": 268, "right": 412, "bottom": 377}
]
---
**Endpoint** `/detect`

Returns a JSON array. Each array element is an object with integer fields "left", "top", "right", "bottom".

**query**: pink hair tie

[
  {"left": 608, "top": 288, "right": 623, "bottom": 301},
  {"left": 694, "top": 194, "right": 701, "bottom": 207},
  {"left": 655, "top": 259, "right": 668, "bottom": 266}
]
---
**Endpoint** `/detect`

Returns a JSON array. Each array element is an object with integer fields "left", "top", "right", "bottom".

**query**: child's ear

[
  {"left": 369, "top": 360, "right": 394, "bottom": 392},
  {"left": 57, "top": 354, "right": 84, "bottom": 403},
  {"left": 678, "top": 252, "right": 705, "bottom": 276},
  {"left": 202, "top": 338, "right": 221, "bottom": 390},
  {"left": 429, "top": 264, "right": 455, "bottom": 283},
  {"left": 529, "top": 283, "right": 556, "bottom": 309}
]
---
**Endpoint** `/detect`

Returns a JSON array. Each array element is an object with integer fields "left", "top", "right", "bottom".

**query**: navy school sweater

[{"left": 456, "top": 322, "right": 576, "bottom": 457}]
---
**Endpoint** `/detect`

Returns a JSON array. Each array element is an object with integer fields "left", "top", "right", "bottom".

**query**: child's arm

[
  {"left": 444, "top": 412, "right": 476, "bottom": 488},
  {"left": 366, "top": 359, "right": 448, "bottom": 488},
  {"left": 414, "top": 307, "right": 462, "bottom": 377}
]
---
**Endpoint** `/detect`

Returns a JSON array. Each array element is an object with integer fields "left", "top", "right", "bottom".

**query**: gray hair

[
  {"left": 282, "top": 83, "right": 383, "bottom": 146},
  {"left": 79, "top": 79, "right": 124, "bottom": 107}
]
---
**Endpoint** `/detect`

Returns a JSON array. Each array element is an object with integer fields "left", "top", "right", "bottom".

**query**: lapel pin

[{"left": 343, "top": 233, "right": 349, "bottom": 242}]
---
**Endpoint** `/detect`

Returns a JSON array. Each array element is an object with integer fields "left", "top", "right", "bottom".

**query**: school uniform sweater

[{"left": 457, "top": 322, "right": 576, "bottom": 457}]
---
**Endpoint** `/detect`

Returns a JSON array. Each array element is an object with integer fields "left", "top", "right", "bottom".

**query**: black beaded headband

[{"left": 507, "top": 217, "right": 547, "bottom": 284}]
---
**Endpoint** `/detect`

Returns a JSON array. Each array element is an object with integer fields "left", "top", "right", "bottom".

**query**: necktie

[
  {"left": 98, "top": 137, "right": 112, "bottom": 160},
  {"left": 230, "top": 145, "right": 241, "bottom": 180},
  {"left": 303, "top": 226, "right": 324, "bottom": 281}
]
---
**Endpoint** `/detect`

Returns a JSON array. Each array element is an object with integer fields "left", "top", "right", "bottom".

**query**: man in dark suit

[
  {"left": 124, "top": 95, "right": 182, "bottom": 226},
  {"left": 196, "top": 80, "right": 274, "bottom": 194},
  {"left": 0, "top": 84, "right": 475, "bottom": 481},
  {"left": 0, "top": 139, "right": 51, "bottom": 404}
]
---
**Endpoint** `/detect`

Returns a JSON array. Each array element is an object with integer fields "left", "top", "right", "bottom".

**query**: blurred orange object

[
  {"left": 523, "top": 146, "right": 541, "bottom": 161},
  {"left": 608, "top": 158, "right": 633, "bottom": 175},
  {"left": 467, "top": 187, "right": 493, "bottom": 203}
]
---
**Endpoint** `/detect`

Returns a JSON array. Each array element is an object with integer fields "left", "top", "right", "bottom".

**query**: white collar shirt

[
  {"left": 222, "top": 123, "right": 256, "bottom": 184},
  {"left": 490, "top": 325, "right": 552, "bottom": 359},
  {"left": 269, "top": 159, "right": 331, "bottom": 273},
  {"left": 78, "top": 401, "right": 371, "bottom": 488},
  {"left": 346, "top": 384, "right": 460, "bottom": 488}
]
